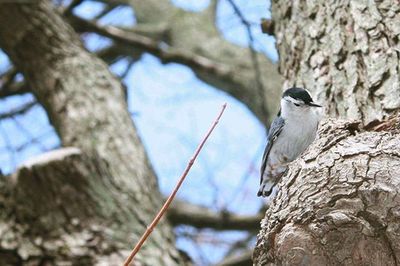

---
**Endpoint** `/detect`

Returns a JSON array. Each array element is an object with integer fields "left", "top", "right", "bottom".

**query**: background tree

[
  {"left": 0, "top": 1, "right": 186, "bottom": 265},
  {"left": 0, "top": 0, "right": 277, "bottom": 265},
  {"left": 254, "top": 0, "right": 400, "bottom": 265}
]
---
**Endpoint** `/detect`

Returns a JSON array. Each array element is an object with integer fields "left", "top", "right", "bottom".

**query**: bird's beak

[{"left": 308, "top": 102, "right": 322, "bottom": 107}]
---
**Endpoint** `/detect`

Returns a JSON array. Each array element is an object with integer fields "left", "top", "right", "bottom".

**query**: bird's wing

[{"left": 260, "top": 116, "right": 285, "bottom": 184}]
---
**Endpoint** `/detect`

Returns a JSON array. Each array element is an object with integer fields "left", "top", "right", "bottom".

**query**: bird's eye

[{"left": 294, "top": 103, "right": 300, "bottom": 107}]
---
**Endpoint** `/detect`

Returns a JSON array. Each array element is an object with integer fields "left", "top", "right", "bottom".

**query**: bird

[{"left": 258, "top": 87, "right": 322, "bottom": 197}]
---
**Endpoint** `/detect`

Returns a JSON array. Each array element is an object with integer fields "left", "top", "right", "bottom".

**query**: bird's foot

[{"left": 257, "top": 185, "right": 273, "bottom": 198}]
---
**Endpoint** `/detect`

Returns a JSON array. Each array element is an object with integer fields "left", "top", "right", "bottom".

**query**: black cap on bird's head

[{"left": 282, "top": 87, "right": 322, "bottom": 107}]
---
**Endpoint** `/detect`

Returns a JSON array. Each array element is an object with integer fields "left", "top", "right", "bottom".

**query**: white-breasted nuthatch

[{"left": 258, "top": 87, "right": 322, "bottom": 197}]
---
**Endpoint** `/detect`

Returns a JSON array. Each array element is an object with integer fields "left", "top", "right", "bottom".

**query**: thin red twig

[{"left": 124, "top": 103, "right": 228, "bottom": 266}]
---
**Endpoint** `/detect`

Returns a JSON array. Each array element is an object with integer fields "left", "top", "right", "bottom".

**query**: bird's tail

[{"left": 257, "top": 166, "right": 288, "bottom": 197}]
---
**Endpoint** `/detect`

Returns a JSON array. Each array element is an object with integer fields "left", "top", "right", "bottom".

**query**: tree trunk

[
  {"left": 272, "top": 0, "right": 400, "bottom": 125},
  {"left": 0, "top": 1, "right": 184, "bottom": 265},
  {"left": 254, "top": 0, "right": 400, "bottom": 265}
]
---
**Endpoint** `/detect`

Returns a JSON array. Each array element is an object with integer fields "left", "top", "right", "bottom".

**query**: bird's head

[{"left": 280, "top": 87, "right": 322, "bottom": 118}]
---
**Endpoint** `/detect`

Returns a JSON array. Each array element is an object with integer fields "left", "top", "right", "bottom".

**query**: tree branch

[
  {"left": 66, "top": 6, "right": 282, "bottom": 124},
  {"left": 168, "top": 200, "right": 263, "bottom": 231},
  {"left": 0, "top": 67, "right": 17, "bottom": 87},
  {"left": 124, "top": 103, "right": 227, "bottom": 265},
  {"left": 0, "top": 80, "right": 29, "bottom": 98},
  {"left": 0, "top": 68, "right": 29, "bottom": 98},
  {"left": 62, "top": 0, "right": 84, "bottom": 15},
  {"left": 227, "top": 0, "right": 268, "bottom": 119},
  {"left": 0, "top": 100, "right": 36, "bottom": 120},
  {"left": 216, "top": 250, "right": 252, "bottom": 266},
  {"left": 69, "top": 16, "right": 232, "bottom": 76}
]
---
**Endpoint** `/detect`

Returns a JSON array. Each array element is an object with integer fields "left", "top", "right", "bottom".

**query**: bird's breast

[{"left": 274, "top": 115, "right": 318, "bottom": 162}]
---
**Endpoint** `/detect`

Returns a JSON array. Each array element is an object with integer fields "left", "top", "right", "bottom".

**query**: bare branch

[
  {"left": 227, "top": 0, "right": 268, "bottom": 120},
  {"left": 224, "top": 234, "right": 254, "bottom": 257},
  {"left": 66, "top": 8, "right": 282, "bottom": 124},
  {"left": 0, "top": 68, "right": 17, "bottom": 87},
  {"left": 0, "top": 68, "right": 29, "bottom": 98},
  {"left": 119, "top": 59, "right": 135, "bottom": 79},
  {"left": 0, "top": 47, "right": 133, "bottom": 100},
  {"left": 216, "top": 250, "right": 252, "bottom": 266},
  {"left": 94, "top": 4, "right": 118, "bottom": 20},
  {"left": 261, "top": 18, "right": 274, "bottom": 35},
  {"left": 62, "top": 0, "right": 84, "bottom": 15},
  {"left": 168, "top": 200, "right": 262, "bottom": 231},
  {"left": 69, "top": 16, "right": 232, "bottom": 75},
  {"left": 0, "top": 100, "right": 36, "bottom": 120},
  {"left": 124, "top": 103, "right": 227, "bottom": 265},
  {"left": 0, "top": 80, "right": 29, "bottom": 98}
]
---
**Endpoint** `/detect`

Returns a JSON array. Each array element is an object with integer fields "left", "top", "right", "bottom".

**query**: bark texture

[
  {"left": 254, "top": 120, "right": 400, "bottom": 265},
  {"left": 272, "top": 0, "right": 400, "bottom": 125},
  {"left": 254, "top": 0, "right": 400, "bottom": 265},
  {"left": 0, "top": 1, "right": 183, "bottom": 265}
]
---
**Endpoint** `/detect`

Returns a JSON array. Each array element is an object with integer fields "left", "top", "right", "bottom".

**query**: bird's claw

[{"left": 257, "top": 185, "right": 273, "bottom": 197}]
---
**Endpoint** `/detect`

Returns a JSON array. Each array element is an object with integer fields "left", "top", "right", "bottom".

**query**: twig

[
  {"left": 0, "top": 68, "right": 29, "bottom": 99},
  {"left": 123, "top": 103, "right": 228, "bottom": 266},
  {"left": 0, "top": 68, "right": 17, "bottom": 88},
  {"left": 69, "top": 16, "right": 231, "bottom": 77},
  {"left": 167, "top": 199, "right": 262, "bottom": 231},
  {"left": 0, "top": 100, "right": 36, "bottom": 120},
  {"left": 226, "top": 0, "right": 268, "bottom": 120},
  {"left": 63, "top": 0, "right": 85, "bottom": 15}
]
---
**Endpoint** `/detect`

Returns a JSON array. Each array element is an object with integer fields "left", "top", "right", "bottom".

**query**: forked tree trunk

[
  {"left": 254, "top": 0, "right": 400, "bottom": 265},
  {"left": 0, "top": 1, "right": 185, "bottom": 265}
]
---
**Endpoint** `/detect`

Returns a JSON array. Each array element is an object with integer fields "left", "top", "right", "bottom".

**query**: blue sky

[{"left": 0, "top": 0, "right": 278, "bottom": 264}]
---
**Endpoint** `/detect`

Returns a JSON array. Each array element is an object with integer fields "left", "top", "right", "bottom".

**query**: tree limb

[
  {"left": 168, "top": 200, "right": 263, "bottom": 231},
  {"left": 69, "top": 16, "right": 233, "bottom": 77}
]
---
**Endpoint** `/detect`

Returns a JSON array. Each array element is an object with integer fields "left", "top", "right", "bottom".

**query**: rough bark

[
  {"left": 0, "top": 1, "right": 183, "bottom": 265},
  {"left": 272, "top": 0, "right": 400, "bottom": 125},
  {"left": 254, "top": 0, "right": 400, "bottom": 264},
  {"left": 254, "top": 120, "right": 400, "bottom": 265}
]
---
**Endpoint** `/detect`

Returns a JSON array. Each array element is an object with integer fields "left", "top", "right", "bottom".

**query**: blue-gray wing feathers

[{"left": 260, "top": 116, "right": 285, "bottom": 184}]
